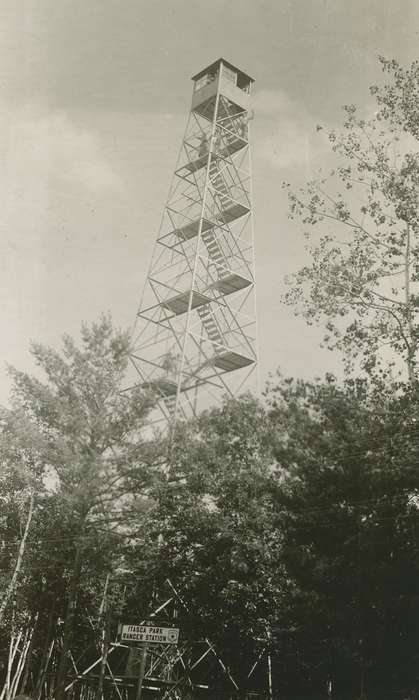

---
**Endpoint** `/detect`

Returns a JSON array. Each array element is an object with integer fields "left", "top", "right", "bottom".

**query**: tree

[
  {"left": 2, "top": 316, "right": 157, "bottom": 699},
  {"left": 126, "top": 396, "right": 291, "bottom": 688},
  {"left": 265, "top": 372, "right": 419, "bottom": 699},
  {"left": 0, "top": 410, "right": 46, "bottom": 629},
  {"left": 124, "top": 380, "right": 419, "bottom": 698},
  {"left": 284, "top": 59, "right": 419, "bottom": 382}
]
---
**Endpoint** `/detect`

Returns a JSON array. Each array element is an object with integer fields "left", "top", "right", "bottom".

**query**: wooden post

[
  {"left": 55, "top": 538, "right": 83, "bottom": 700},
  {"left": 267, "top": 651, "right": 273, "bottom": 700},
  {"left": 266, "top": 625, "right": 273, "bottom": 700},
  {"left": 95, "top": 574, "right": 111, "bottom": 700},
  {"left": 135, "top": 644, "right": 148, "bottom": 700},
  {"left": 327, "top": 677, "right": 332, "bottom": 699}
]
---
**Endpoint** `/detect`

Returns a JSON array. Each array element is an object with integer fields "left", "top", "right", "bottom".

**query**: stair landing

[
  {"left": 213, "top": 351, "right": 254, "bottom": 372},
  {"left": 161, "top": 290, "right": 212, "bottom": 316},
  {"left": 210, "top": 273, "right": 252, "bottom": 295}
]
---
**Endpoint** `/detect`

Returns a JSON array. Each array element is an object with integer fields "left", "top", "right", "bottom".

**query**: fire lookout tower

[{"left": 129, "top": 59, "right": 258, "bottom": 425}]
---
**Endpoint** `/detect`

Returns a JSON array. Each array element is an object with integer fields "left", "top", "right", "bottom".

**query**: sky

[{"left": 1, "top": 0, "right": 419, "bottom": 404}]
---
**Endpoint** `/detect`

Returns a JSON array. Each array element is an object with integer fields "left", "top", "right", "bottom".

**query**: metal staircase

[
  {"left": 196, "top": 303, "right": 224, "bottom": 346},
  {"left": 201, "top": 228, "right": 229, "bottom": 279},
  {"left": 210, "top": 157, "right": 232, "bottom": 211}
]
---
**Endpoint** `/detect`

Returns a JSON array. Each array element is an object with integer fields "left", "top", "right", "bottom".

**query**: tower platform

[
  {"left": 179, "top": 136, "right": 246, "bottom": 175},
  {"left": 171, "top": 202, "right": 250, "bottom": 242},
  {"left": 213, "top": 351, "right": 255, "bottom": 372},
  {"left": 210, "top": 273, "right": 252, "bottom": 295},
  {"left": 161, "top": 290, "right": 212, "bottom": 316}
]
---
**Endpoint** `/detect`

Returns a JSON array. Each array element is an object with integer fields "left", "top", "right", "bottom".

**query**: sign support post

[{"left": 135, "top": 643, "right": 148, "bottom": 700}]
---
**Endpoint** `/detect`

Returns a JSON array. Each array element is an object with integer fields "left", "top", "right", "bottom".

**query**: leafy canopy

[{"left": 284, "top": 58, "right": 419, "bottom": 382}]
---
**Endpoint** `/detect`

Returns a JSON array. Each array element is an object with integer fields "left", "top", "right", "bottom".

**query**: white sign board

[{"left": 121, "top": 624, "right": 179, "bottom": 645}]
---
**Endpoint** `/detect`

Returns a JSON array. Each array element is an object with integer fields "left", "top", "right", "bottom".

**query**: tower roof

[{"left": 191, "top": 58, "right": 254, "bottom": 84}]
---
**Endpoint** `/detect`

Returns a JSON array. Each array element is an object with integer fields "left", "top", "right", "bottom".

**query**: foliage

[
  {"left": 0, "top": 316, "right": 157, "bottom": 697},
  {"left": 284, "top": 59, "right": 419, "bottom": 381},
  {"left": 2, "top": 357, "right": 419, "bottom": 699},
  {"left": 8, "top": 315, "right": 154, "bottom": 521},
  {"left": 125, "top": 396, "right": 290, "bottom": 680},
  {"left": 266, "top": 372, "right": 419, "bottom": 698}
]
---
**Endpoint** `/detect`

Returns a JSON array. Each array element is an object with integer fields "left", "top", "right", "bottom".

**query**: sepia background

[{"left": 1, "top": 0, "right": 418, "bottom": 403}]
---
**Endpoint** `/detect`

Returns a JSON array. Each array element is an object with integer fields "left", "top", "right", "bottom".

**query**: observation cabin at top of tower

[{"left": 191, "top": 58, "right": 254, "bottom": 120}]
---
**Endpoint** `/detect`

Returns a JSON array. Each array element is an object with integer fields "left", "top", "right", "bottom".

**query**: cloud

[
  {"left": 1, "top": 103, "right": 121, "bottom": 222},
  {"left": 0, "top": 101, "right": 124, "bottom": 400},
  {"left": 253, "top": 89, "right": 301, "bottom": 117},
  {"left": 253, "top": 89, "right": 330, "bottom": 173}
]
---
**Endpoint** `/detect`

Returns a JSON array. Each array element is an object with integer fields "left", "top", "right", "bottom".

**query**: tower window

[
  {"left": 194, "top": 70, "right": 218, "bottom": 92},
  {"left": 222, "top": 66, "right": 237, "bottom": 85},
  {"left": 237, "top": 74, "right": 251, "bottom": 93}
]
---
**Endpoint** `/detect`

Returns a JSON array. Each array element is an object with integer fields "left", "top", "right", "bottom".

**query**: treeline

[{"left": 1, "top": 319, "right": 419, "bottom": 699}]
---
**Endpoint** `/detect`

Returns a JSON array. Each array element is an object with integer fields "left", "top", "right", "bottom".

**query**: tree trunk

[
  {"left": 54, "top": 539, "right": 83, "bottom": 700},
  {"left": 34, "top": 603, "right": 56, "bottom": 700},
  {"left": 404, "top": 223, "right": 415, "bottom": 383},
  {"left": 20, "top": 614, "right": 39, "bottom": 694},
  {"left": 0, "top": 491, "right": 34, "bottom": 626}
]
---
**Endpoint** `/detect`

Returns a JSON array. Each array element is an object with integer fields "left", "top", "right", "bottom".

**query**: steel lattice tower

[{"left": 129, "top": 59, "right": 258, "bottom": 425}]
